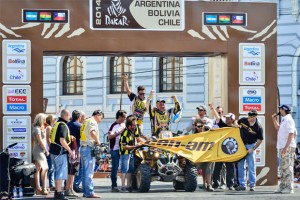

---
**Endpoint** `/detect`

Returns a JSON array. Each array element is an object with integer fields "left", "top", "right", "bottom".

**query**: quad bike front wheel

[
  {"left": 184, "top": 163, "right": 198, "bottom": 192},
  {"left": 136, "top": 164, "right": 151, "bottom": 192}
]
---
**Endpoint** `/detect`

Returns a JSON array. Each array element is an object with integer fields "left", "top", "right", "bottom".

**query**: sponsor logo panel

[
  {"left": 242, "top": 58, "right": 261, "bottom": 70},
  {"left": 242, "top": 89, "right": 261, "bottom": 96},
  {"left": 8, "top": 143, "right": 27, "bottom": 150},
  {"left": 242, "top": 46, "right": 261, "bottom": 57},
  {"left": 6, "top": 43, "right": 27, "bottom": 54},
  {"left": 7, "top": 135, "right": 27, "bottom": 142},
  {"left": 7, "top": 127, "right": 27, "bottom": 133},
  {"left": 6, "top": 56, "right": 27, "bottom": 68},
  {"left": 242, "top": 96, "right": 261, "bottom": 104},
  {"left": 7, "top": 69, "right": 27, "bottom": 81},
  {"left": 242, "top": 71, "right": 261, "bottom": 83},
  {"left": 242, "top": 104, "right": 262, "bottom": 111},
  {"left": 7, "top": 118, "right": 28, "bottom": 126},
  {"left": 7, "top": 104, "right": 27, "bottom": 111},
  {"left": 7, "top": 96, "right": 27, "bottom": 103}
]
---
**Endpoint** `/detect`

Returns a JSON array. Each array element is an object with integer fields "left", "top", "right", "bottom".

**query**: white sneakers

[{"left": 274, "top": 188, "right": 294, "bottom": 194}]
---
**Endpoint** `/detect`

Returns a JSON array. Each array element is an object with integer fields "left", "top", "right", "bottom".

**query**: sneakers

[
  {"left": 235, "top": 186, "right": 246, "bottom": 191},
  {"left": 54, "top": 191, "right": 68, "bottom": 200},
  {"left": 73, "top": 187, "right": 83, "bottom": 193},
  {"left": 120, "top": 187, "right": 128, "bottom": 193},
  {"left": 228, "top": 187, "right": 234, "bottom": 191},
  {"left": 274, "top": 188, "right": 283, "bottom": 193},
  {"left": 207, "top": 185, "right": 214, "bottom": 192},
  {"left": 281, "top": 188, "right": 294, "bottom": 194},
  {"left": 250, "top": 186, "right": 255, "bottom": 191},
  {"left": 65, "top": 189, "right": 79, "bottom": 197},
  {"left": 111, "top": 187, "right": 119, "bottom": 192}
]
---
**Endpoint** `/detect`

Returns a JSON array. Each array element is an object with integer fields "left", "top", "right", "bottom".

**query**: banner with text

[
  {"left": 90, "top": 0, "right": 184, "bottom": 30},
  {"left": 143, "top": 127, "right": 247, "bottom": 163}
]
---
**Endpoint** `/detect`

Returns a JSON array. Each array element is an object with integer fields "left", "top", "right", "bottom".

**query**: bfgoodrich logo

[{"left": 221, "top": 137, "right": 238, "bottom": 155}]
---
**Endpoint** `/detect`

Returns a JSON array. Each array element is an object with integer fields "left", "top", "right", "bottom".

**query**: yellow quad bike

[{"left": 132, "top": 131, "right": 198, "bottom": 192}]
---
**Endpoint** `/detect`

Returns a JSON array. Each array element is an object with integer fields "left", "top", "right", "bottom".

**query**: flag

[
  {"left": 54, "top": 12, "right": 66, "bottom": 21},
  {"left": 232, "top": 15, "right": 244, "bottom": 24},
  {"left": 142, "top": 127, "right": 247, "bottom": 163},
  {"left": 219, "top": 15, "right": 230, "bottom": 24},
  {"left": 25, "top": 12, "right": 38, "bottom": 21},
  {"left": 40, "top": 12, "right": 51, "bottom": 21}
]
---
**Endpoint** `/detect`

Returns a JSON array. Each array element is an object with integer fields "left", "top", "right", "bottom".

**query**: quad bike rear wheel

[
  {"left": 136, "top": 164, "right": 151, "bottom": 192},
  {"left": 184, "top": 163, "right": 198, "bottom": 192}
]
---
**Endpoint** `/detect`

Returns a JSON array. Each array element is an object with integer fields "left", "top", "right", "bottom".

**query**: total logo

[{"left": 243, "top": 46, "right": 261, "bottom": 57}]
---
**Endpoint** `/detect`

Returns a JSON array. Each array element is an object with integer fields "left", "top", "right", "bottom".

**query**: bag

[{"left": 49, "top": 143, "right": 63, "bottom": 155}]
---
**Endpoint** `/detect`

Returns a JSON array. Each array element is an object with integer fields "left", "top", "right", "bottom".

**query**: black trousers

[{"left": 212, "top": 162, "right": 234, "bottom": 188}]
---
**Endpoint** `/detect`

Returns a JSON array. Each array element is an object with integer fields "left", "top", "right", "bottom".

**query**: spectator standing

[
  {"left": 32, "top": 113, "right": 49, "bottom": 195},
  {"left": 119, "top": 116, "right": 142, "bottom": 192},
  {"left": 73, "top": 110, "right": 85, "bottom": 192},
  {"left": 65, "top": 110, "right": 82, "bottom": 197},
  {"left": 45, "top": 114, "right": 56, "bottom": 191},
  {"left": 236, "top": 109, "right": 263, "bottom": 192},
  {"left": 186, "top": 105, "right": 213, "bottom": 133},
  {"left": 80, "top": 109, "right": 104, "bottom": 198},
  {"left": 108, "top": 110, "right": 127, "bottom": 192},
  {"left": 209, "top": 103, "right": 235, "bottom": 190},
  {"left": 272, "top": 105, "right": 296, "bottom": 194},
  {"left": 49, "top": 109, "right": 74, "bottom": 199}
]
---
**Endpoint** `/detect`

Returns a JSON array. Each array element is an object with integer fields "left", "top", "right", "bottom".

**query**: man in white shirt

[
  {"left": 272, "top": 104, "right": 296, "bottom": 194},
  {"left": 186, "top": 105, "right": 213, "bottom": 133},
  {"left": 108, "top": 110, "right": 127, "bottom": 192}
]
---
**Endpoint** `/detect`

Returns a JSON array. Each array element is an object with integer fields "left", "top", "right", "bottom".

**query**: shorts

[
  {"left": 120, "top": 154, "right": 134, "bottom": 173},
  {"left": 51, "top": 154, "right": 68, "bottom": 180}
]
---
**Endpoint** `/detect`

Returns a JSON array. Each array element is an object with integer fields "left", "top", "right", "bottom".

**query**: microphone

[{"left": 276, "top": 112, "right": 280, "bottom": 116}]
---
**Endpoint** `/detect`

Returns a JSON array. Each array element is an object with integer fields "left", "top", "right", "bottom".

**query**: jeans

[
  {"left": 74, "top": 160, "right": 82, "bottom": 189},
  {"left": 51, "top": 154, "right": 68, "bottom": 180},
  {"left": 110, "top": 150, "right": 120, "bottom": 188},
  {"left": 80, "top": 146, "right": 95, "bottom": 197},
  {"left": 47, "top": 155, "right": 54, "bottom": 187},
  {"left": 237, "top": 143, "right": 256, "bottom": 187}
]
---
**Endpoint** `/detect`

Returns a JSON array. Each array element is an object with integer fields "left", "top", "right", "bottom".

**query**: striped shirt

[{"left": 119, "top": 128, "right": 139, "bottom": 155}]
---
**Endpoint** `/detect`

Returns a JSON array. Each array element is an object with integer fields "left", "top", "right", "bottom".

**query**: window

[
  {"left": 159, "top": 57, "right": 183, "bottom": 92},
  {"left": 62, "top": 56, "right": 83, "bottom": 95},
  {"left": 110, "top": 57, "right": 132, "bottom": 94}
]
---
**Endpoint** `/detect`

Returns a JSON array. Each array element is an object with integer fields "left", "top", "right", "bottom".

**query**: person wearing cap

[
  {"left": 272, "top": 104, "right": 296, "bottom": 194},
  {"left": 123, "top": 74, "right": 149, "bottom": 136},
  {"left": 79, "top": 109, "right": 104, "bottom": 198},
  {"left": 209, "top": 103, "right": 236, "bottom": 190},
  {"left": 146, "top": 90, "right": 181, "bottom": 137},
  {"left": 186, "top": 105, "right": 213, "bottom": 133},
  {"left": 235, "top": 109, "right": 263, "bottom": 192}
]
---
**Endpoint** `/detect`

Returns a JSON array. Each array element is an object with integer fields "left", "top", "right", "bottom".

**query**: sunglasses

[
  {"left": 198, "top": 109, "right": 205, "bottom": 112},
  {"left": 196, "top": 125, "right": 203, "bottom": 128},
  {"left": 139, "top": 93, "right": 145, "bottom": 95}
]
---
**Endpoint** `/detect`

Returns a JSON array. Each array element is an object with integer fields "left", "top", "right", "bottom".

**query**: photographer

[{"left": 80, "top": 109, "right": 104, "bottom": 198}]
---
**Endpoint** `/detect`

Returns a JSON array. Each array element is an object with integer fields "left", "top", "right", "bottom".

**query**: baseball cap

[
  {"left": 156, "top": 99, "right": 166, "bottom": 103},
  {"left": 248, "top": 109, "right": 258, "bottom": 117},
  {"left": 225, "top": 113, "right": 235, "bottom": 120},
  {"left": 278, "top": 104, "right": 291, "bottom": 111},
  {"left": 196, "top": 105, "right": 206, "bottom": 111},
  {"left": 92, "top": 109, "right": 103, "bottom": 116}
]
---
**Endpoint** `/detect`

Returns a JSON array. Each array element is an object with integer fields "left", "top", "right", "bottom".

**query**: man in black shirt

[
  {"left": 49, "top": 109, "right": 74, "bottom": 199},
  {"left": 235, "top": 109, "right": 263, "bottom": 192},
  {"left": 209, "top": 104, "right": 236, "bottom": 190}
]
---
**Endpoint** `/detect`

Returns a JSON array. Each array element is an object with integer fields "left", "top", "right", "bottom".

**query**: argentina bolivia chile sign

[{"left": 90, "top": 0, "right": 184, "bottom": 30}]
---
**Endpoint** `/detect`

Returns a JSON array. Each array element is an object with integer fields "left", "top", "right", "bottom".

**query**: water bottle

[
  {"left": 18, "top": 185, "right": 23, "bottom": 198},
  {"left": 13, "top": 186, "right": 18, "bottom": 198}
]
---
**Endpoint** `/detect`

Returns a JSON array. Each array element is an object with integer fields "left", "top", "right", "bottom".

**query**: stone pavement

[{"left": 13, "top": 177, "right": 300, "bottom": 199}]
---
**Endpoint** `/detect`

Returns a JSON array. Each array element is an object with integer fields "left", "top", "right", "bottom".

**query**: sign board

[
  {"left": 3, "top": 116, "right": 32, "bottom": 163},
  {"left": 239, "top": 86, "right": 265, "bottom": 114},
  {"left": 2, "top": 85, "right": 31, "bottom": 114},
  {"left": 2, "top": 40, "right": 31, "bottom": 84},
  {"left": 22, "top": 9, "right": 69, "bottom": 23},
  {"left": 90, "top": 0, "right": 185, "bottom": 31},
  {"left": 239, "top": 43, "right": 265, "bottom": 85},
  {"left": 239, "top": 116, "right": 265, "bottom": 167}
]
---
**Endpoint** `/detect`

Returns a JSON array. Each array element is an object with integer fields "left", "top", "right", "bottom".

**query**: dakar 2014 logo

[{"left": 106, "top": 0, "right": 129, "bottom": 26}]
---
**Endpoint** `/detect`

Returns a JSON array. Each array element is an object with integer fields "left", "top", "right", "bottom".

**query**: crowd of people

[{"left": 30, "top": 76, "right": 297, "bottom": 198}]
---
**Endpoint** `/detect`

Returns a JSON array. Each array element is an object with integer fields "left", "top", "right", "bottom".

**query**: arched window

[
  {"left": 110, "top": 57, "right": 132, "bottom": 94},
  {"left": 63, "top": 56, "right": 83, "bottom": 95},
  {"left": 159, "top": 57, "right": 183, "bottom": 92}
]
